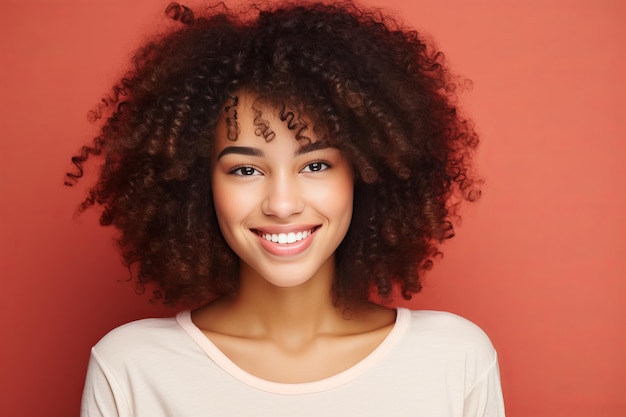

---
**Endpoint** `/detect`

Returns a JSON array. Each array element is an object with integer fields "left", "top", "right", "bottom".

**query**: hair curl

[{"left": 67, "top": 1, "right": 480, "bottom": 307}]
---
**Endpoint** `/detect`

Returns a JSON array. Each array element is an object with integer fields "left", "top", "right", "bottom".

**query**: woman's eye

[
  {"left": 230, "top": 166, "right": 260, "bottom": 176},
  {"left": 301, "top": 162, "right": 330, "bottom": 173}
]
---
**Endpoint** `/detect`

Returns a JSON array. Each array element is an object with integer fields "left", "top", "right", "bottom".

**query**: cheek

[
  {"left": 334, "top": 168, "right": 355, "bottom": 209},
  {"left": 318, "top": 172, "right": 354, "bottom": 224},
  {"left": 211, "top": 179, "right": 247, "bottom": 234}
]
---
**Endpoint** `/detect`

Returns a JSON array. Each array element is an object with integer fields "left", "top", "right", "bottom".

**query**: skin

[{"left": 192, "top": 93, "right": 396, "bottom": 383}]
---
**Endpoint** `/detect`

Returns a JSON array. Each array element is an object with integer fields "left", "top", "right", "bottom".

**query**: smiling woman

[
  {"left": 67, "top": 1, "right": 504, "bottom": 416},
  {"left": 211, "top": 92, "right": 354, "bottom": 290}
]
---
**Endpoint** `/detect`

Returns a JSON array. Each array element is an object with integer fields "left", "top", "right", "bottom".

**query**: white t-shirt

[{"left": 81, "top": 308, "right": 505, "bottom": 416}]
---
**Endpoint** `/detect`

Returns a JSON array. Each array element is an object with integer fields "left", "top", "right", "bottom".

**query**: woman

[{"left": 69, "top": 2, "right": 505, "bottom": 416}]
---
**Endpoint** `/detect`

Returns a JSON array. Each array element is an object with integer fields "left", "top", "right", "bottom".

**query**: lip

[{"left": 252, "top": 225, "right": 320, "bottom": 257}]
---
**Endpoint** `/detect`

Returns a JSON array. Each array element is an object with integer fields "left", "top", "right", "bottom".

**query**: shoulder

[
  {"left": 397, "top": 308, "right": 497, "bottom": 362},
  {"left": 387, "top": 309, "right": 500, "bottom": 393},
  {"left": 405, "top": 309, "right": 492, "bottom": 338},
  {"left": 90, "top": 314, "right": 190, "bottom": 367},
  {"left": 391, "top": 310, "right": 505, "bottom": 413},
  {"left": 94, "top": 315, "right": 181, "bottom": 346}
]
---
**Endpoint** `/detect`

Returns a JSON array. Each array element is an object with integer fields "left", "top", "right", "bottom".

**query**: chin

[{"left": 241, "top": 258, "right": 334, "bottom": 291}]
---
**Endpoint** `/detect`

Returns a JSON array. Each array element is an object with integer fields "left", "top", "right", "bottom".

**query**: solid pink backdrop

[{"left": 1, "top": 1, "right": 624, "bottom": 416}]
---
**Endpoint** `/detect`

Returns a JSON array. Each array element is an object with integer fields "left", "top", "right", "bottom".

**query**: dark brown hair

[{"left": 67, "top": 1, "right": 480, "bottom": 307}]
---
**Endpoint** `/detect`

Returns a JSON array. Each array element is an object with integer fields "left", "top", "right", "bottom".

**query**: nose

[{"left": 261, "top": 173, "right": 304, "bottom": 218}]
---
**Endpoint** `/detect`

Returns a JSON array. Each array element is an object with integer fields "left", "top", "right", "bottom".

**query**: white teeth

[{"left": 261, "top": 229, "right": 313, "bottom": 244}]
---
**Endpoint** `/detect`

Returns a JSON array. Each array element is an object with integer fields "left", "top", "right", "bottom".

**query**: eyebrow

[
  {"left": 295, "top": 141, "right": 332, "bottom": 156},
  {"left": 217, "top": 146, "right": 263, "bottom": 160},
  {"left": 216, "top": 142, "right": 333, "bottom": 160}
]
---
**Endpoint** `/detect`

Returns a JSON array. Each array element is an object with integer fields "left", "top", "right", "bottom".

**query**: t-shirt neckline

[{"left": 176, "top": 307, "right": 410, "bottom": 395}]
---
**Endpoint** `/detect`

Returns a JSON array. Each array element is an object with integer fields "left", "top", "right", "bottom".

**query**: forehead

[{"left": 214, "top": 92, "right": 326, "bottom": 150}]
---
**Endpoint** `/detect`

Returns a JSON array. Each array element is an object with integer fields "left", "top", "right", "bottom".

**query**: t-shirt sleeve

[
  {"left": 80, "top": 348, "right": 130, "bottom": 417},
  {"left": 463, "top": 354, "right": 506, "bottom": 417}
]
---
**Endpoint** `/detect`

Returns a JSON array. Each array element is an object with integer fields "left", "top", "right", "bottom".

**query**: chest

[
  {"left": 125, "top": 355, "right": 465, "bottom": 417},
  {"left": 203, "top": 325, "right": 393, "bottom": 383}
]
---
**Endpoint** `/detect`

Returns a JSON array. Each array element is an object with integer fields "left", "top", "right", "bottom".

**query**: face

[{"left": 211, "top": 94, "right": 354, "bottom": 289}]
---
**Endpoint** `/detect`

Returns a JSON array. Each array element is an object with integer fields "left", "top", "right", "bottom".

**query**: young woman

[{"left": 69, "top": 1, "right": 505, "bottom": 416}]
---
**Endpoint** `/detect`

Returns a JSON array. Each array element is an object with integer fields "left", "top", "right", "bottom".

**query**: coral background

[{"left": 1, "top": 0, "right": 624, "bottom": 416}]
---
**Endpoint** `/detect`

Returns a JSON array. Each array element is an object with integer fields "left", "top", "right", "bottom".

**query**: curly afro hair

[{"left": 66, "top": 1, "right": 480, "bottom": 307}]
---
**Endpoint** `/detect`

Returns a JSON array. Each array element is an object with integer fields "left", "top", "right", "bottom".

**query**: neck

[
  {"left": 231, "top": 258, "right": 347, "bottom": 342},
  {"left": 191, "top": 258, "right": 396, "bottom": 356}
]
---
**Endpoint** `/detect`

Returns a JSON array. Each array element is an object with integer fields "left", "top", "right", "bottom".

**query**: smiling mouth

[{"left": 253, "top": 227, "right": 320, "bottom": 244}]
